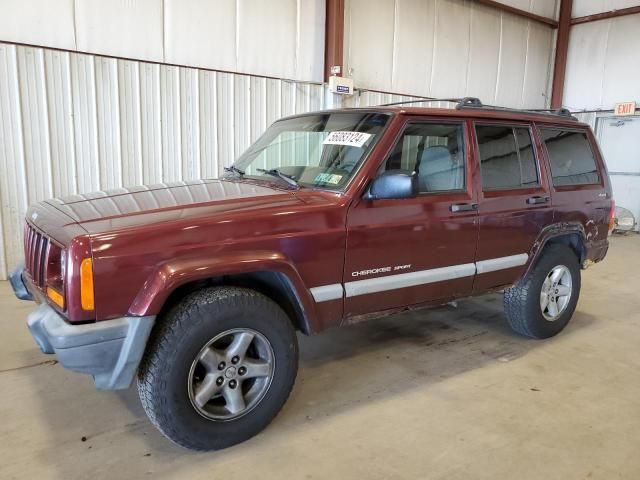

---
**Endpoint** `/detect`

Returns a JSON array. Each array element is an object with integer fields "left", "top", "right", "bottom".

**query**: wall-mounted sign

[
  {"left": 328, "top": 76, "right": 354, "bottom": 95},
  {"left": 614, "top": 102, "right": 636, "bottom": 116}
]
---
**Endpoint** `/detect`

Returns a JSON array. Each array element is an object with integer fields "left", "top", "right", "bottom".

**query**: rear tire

[
  {"left": 137, "top": 286, "right": 298, "bottom": 451},
  {"left": 504, "top": 244, "right": 581, "bottom": 339}
]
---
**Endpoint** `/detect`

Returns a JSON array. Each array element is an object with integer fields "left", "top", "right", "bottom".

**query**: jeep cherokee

[{"left": 10, "top": 98, "right": 614, "bottom": 450}]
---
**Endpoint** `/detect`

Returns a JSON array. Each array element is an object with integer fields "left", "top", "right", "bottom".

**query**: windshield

[{"left": 230, "top": 112, "right": 391, "bottom": 190}]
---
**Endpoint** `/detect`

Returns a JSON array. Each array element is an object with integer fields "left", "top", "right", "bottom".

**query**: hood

[{"left": 44, "top": 179, "right": 300, "bottom": 234}]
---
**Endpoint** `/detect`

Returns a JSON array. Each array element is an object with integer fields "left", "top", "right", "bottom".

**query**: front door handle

[
  {"left": 526, "top": 196, "right": 550, "bottom": 205},
  {"left": 450, "top": 202, "right": 478, "bottom": 213}
]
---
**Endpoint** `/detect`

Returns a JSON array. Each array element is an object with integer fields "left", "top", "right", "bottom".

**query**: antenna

[{"left": 381, "top": 97, "right": 464, "bottom": 107}]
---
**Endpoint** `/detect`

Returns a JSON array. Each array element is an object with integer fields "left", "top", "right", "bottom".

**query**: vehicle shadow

[
  {"left": 16, "top": 293, "right": 597, "bottom": 478},
  {"left": 282, "top": 294, "right": 596, "bottom": 424}
]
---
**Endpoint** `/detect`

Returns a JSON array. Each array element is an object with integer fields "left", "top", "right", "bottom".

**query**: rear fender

[{"left": 522, "top": 222, "right": 587, "bottom": 279}]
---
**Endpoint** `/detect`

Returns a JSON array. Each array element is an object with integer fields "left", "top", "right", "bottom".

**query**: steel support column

[{"left": 551, "top": 0, "right": 573, "bottom": 109}]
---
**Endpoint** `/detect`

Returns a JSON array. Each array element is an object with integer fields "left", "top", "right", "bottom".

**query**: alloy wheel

[
  {"left": 540, "top": 265, "right": 573, "bottom": 321},
  {"left": 187, "top": 328, "right": 275, "bottom": 421}
]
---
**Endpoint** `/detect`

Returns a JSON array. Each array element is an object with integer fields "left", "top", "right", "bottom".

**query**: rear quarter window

[
  {"left": 539, "top": 128, "right": 600, "bottom": 186},
  {"left": 475, "top": 124, "right": 539, "bottom": 190}
]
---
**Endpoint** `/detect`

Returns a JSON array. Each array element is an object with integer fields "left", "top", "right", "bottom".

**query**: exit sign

[{"left": 614, "top": 102, "right": 636, "bottom": 116}]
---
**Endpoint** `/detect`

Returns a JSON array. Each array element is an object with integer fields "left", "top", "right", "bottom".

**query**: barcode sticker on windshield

[
  {"left": 323, "top": 131, "right": 372, "bottom": 148},
  {"left": 314, "top": 173, "right": 343, "bottom": 185}
]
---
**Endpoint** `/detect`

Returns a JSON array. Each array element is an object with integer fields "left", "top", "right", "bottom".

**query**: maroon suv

[{"left": 11, "top": 98, "right": 614, "bottom": 450}]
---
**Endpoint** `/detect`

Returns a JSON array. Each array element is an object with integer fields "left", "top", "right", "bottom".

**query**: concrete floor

[{"left": 1, "top": 235, "right": 639, "bottom": 479}]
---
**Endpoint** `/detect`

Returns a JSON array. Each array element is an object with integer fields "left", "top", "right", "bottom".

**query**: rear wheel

[
  {"left": 137, "top": 286, "right": 298, "bottom": 451},
  {"left": 504, "top": 244, "right": 581, "bottom": 339}
]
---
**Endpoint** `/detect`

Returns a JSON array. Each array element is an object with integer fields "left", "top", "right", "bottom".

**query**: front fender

[{"left": 128, "top": 250, "right": 316, "bottom": 326}]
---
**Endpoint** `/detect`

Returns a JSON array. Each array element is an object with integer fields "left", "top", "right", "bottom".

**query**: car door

[
  {"left": 344, "top": 117, "right": 479, "bottom": 318},
  {"left": 472, "top": 121, "right": 554, "bottom": 293}
]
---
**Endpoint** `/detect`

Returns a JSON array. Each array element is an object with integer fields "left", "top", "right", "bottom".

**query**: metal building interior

[{"left": 0, "top": 0, "right": 639, "bottom": 478}]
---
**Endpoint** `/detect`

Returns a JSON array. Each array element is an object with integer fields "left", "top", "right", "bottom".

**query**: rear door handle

[
  {"left": 450, "top": 203, "right": 478, "bottom": 212},
  {"left": 526, "top": 196, "right": 550, "bottom": 205}
]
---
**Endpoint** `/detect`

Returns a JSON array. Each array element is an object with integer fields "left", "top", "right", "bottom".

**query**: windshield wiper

[
  {"left": 256, "top": 168, "right": 300, "bottom": 189},
  {"left": 223, "top": 165, "right": 245, "bottom": 176}
]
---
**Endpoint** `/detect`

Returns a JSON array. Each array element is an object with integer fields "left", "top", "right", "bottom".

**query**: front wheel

[
  {"left": 504, "top": 244, "right": 581, "bottom": 339},
  {"left": 137, "top": 287, "right": 298, "bottom": 451}
]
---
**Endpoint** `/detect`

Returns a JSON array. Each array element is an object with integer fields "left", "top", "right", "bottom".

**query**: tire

[
  {"left": 137, "top": 286, "right": 298, "bottom": 451},
  {"left": 504, "top": 244, "right": 581, "bottom": 339}
]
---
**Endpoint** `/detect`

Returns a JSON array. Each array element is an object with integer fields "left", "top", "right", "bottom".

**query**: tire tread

[
  {"left": 504, "top": 244, "right": 580, "bottom": 339},
  {"left": 137, "top": 286, "right": 297, "bottom": 451}
]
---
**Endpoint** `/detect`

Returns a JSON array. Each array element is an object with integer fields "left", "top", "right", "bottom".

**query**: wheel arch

[
  {"left": 545, "top": 233, "right": 586, "bottom": 264},
  {"left": 129, "top": 252, "right": 317, "bottom": 335},
  {"left": 523, "top": 223, "right": 587, "bottom": 278}
]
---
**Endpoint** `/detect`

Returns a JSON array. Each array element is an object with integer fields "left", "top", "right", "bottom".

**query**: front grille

[{"left": 24, "top": 222, "right": 50, "bottom": 288}]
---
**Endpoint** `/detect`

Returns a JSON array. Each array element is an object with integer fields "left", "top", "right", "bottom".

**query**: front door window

[{"left": 383, "top": 123, "right": 466, "bottom": 193}]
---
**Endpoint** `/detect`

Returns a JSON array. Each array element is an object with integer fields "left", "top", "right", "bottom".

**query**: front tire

[
  {"left": 137, "top": 287, "right": 298, "bottom": 451},
  {"left": 504, "top": 244, "right": 581, "bottom": 339}
]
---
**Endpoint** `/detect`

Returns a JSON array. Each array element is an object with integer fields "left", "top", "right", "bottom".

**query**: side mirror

[{"left": 365, "top": 170, "right": 417, "bottom": 200}]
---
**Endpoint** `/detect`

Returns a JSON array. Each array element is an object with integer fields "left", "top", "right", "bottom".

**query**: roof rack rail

[
  {"left": 528, "top": 107, "right": 575, "bottom": 117},
  {"left": 457, "top": 99, "right": 578, "bottom": 121},
  {"left": 380, "top": 96, "right": 577, "bottom": 121}
]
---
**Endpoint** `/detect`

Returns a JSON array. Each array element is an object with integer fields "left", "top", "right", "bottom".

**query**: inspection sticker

[
  {"left": 314, "top": 173, "right": 343, "bottom": 185},
  {"left": 323, "top": 131, "right": 372, "bottom": 148}
]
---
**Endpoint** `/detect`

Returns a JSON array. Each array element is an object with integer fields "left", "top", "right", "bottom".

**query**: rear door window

[
  {"left": 539, "top": 128, "right": 600, "bottom": 186},
  {"left": 475, "top": 125, "right": 539, "bottom": 190}
]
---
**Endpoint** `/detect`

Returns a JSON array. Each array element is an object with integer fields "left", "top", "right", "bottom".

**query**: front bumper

[
  {"left": 27, "top": 304, "right": 155, "bottom": 390},
  {"left": 10, "top": 263, "right": 32, "bottom": 301},
  {"left": 11, "top": 267, "right": 155, "bottom": 390}
]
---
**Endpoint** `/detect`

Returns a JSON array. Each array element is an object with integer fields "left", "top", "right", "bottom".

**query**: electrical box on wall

[{"left": 328, "top": 76, "right": 354, "bottom": 95}]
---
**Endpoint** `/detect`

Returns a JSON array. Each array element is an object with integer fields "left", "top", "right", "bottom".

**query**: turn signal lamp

[
  {"left": 46, "top": 286, "right": 64, "bottom": 309},
  {"left": 80, "top": 258, "right": 95, "bottom": 310},
  {"left": 45, "top": 244, "right": 65, "bottom": 309}
]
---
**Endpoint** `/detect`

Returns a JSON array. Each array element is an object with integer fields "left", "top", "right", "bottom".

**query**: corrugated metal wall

[
  {"left": 344, "top": 0, "right": 557, "bottom": 109},
  {"left": 0, "top": 42, "right": 328, "bottom": 279},
  {"left": 564, "top": 13, "right": 640, "bottom": 110},
  {"left": 574, "top": 112, "right": 598, "bottom": 129},
  {"left": 0, "top": 0, "right": 326, "bottom": 83},
  {"left": 572, "top": 0, "right": 640, "bottom": 17}
]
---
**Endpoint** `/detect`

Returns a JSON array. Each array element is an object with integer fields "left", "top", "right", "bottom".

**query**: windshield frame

[{"left": 226, "top": 110, "right": 395, "bottom": 193}]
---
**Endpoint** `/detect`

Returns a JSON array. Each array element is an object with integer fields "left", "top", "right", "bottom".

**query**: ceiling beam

[
  {"left": 472, "top": 0, "right": 558, "bottom": 28},
  {"left": 571, "top": 5, "right": 640, "bottom": 25},
  {"left": 551, "top": 0, "right": 573, "bottom": 109},
  {"left": 324, "top": 0, "right": 345, "bottom": 82}
]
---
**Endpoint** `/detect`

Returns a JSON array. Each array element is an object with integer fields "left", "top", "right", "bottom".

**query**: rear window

[
  {"left": 475, "top": 125, "right": 539, "bottom": 190},
  {"left": 539, "top": 128, "right": 600, "bottom": 186}
]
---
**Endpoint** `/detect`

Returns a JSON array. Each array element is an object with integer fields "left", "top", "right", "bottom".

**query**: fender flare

[
  {"left": 522, "top": 222, "right": 587, "bottom": 278},
  {"left": 128, "top": 251, "right": 317, "bottom": 329}
]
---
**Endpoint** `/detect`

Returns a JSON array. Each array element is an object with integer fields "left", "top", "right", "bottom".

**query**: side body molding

[{"left": 128, "top": 251, "right": 317, "bottom": 329}]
